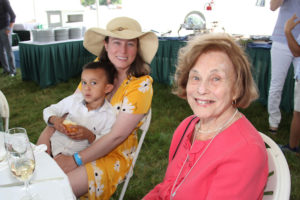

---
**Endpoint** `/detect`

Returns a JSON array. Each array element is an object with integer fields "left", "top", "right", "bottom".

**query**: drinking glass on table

[
  {"left": 0, "top": 131, "right": 6, "bottom": 162},
  {"left": 5, "top": 127, "right": 38, "bottom": 200}
]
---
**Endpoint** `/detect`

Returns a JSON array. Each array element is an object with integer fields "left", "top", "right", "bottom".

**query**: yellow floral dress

[{"left": 80, "top": 75, "right": 153, "bottom": 200}]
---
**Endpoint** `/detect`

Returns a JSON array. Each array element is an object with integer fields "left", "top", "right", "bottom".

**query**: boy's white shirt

[{"left": 43, "top": 93, "right": 116, "bottom": 157}]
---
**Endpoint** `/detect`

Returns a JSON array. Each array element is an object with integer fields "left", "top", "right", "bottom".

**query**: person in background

[
  {"left": 42, "top": 61, "right": 116, "bottom": 158},
  {"left": 280, "top": 14, "right": 300, "bottom": 154},
  {"left": 0, "top": 0, "right": 16, "bottom": 77},
  {"left": 37, "top": 17, "right": 158, "bottom": 200},
  {"left": 144, "top": 33, "right": 268, "bottom": 200},
  {"left": 268, "top": 0, "right": 300, "bottom": 134}
]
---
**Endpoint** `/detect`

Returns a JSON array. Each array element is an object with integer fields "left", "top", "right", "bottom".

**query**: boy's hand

[
  {"left": 65, "top": 125, "right": 96, "bottom": 143},
  {"left": 49, "top": 116, "right": 68, "bottom": 133}
]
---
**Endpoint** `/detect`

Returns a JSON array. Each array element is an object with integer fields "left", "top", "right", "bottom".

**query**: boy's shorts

[{"left": 294, "top": 80, "right": 300, "bottom": 112}]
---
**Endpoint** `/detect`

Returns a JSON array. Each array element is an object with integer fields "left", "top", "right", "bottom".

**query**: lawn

[{"left": 1, "top": 69, "right": 299, "bottom": 200}]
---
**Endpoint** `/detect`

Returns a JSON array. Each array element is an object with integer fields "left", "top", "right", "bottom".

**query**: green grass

[{"left": 1, "top": 68, "right": 299, "bottom": 200}]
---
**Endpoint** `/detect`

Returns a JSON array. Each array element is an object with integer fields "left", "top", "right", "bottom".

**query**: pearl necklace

[
  {"left": 196, "top": 109, "right": 239, "bottom": 134},
  {"left": 170, "top": 109, "right": 239, "bottom": 200}
]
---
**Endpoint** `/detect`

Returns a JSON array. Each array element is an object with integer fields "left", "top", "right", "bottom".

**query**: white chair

[
  {"left": 0, "top": 90, "right": 9, "bottom": 132},
  {"left": 259, "top": 132, "right": 291, "bottom": 200},
  {"left": 118, "top": 109, "right": 152, "bottom": 200}
]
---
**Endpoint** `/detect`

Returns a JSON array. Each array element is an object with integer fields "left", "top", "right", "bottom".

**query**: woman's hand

[
  {"left": 65, "top": 125, "right": 96, "bottom": 143},
  {"left": 54, "top": 154, "right": 77, "bottom": 173}
]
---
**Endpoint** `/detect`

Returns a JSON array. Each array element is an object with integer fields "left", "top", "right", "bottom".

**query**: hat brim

[{"left": 83, "top": 28, "right": 158, "bottom": 64}]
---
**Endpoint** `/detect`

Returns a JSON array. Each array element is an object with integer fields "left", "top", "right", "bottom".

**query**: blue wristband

[{"left": 73, "top": 153, "right": 83, "bottom": 166}]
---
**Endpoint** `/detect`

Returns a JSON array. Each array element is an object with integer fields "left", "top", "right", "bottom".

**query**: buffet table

[
  {"left": 19, "top": 39, "right": 96, "bottom": 88},
  {"left": 11, "top": 33, "right": 19, "bottom": 46},
  {"left": 150, "top": 39, "right": 186, "bottom": 85},
  {"left": 18, "top": 38, "right": 294, "bottom": 111}
]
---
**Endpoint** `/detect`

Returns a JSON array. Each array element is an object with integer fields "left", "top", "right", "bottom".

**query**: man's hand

[
  {"left": 6, "top": 23, "right": 13, "bottom": 35},
  {"left": 5, "top": 28, "right": 11, "bottom": 35},
  {"left": 284, "top": 14, "right": 300, "bottom": 57},
  {"left": 284, "top": 14, "right": 300, "bottom": 34}
]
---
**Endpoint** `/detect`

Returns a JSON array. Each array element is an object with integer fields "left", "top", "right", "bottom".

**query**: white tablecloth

[{"left": 0, "top": 145, "right": 75, "bottom": 200}]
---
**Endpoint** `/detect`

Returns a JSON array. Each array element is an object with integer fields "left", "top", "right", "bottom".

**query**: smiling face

[
  {"left": 104, "top": 37, "right": 138, "bottom": 73},
  {"left": 81, "top": 68, "right": 113, "bottom": 110},
  {"left": 186, "top": 51, "right": 237, "bottom": 123}
]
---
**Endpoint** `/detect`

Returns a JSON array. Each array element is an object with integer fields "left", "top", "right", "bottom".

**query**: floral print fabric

[{"left": 81, "top": 75, "right": 153, "bottom": 200}]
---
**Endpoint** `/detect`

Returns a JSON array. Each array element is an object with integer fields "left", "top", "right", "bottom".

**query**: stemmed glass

[
  {"left": 0, "top": 131, "right": 6, "bottom": 162},
  {"left": 5, "top": 127, "right": 37, "bottom": 200}
]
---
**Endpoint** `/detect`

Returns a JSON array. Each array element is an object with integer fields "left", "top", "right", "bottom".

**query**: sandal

[
  {"left": 268, "top": 127, "right": 278, "bottom": 135},
  {"left": 279, "top": 144, "right": 300, "bottom": 155}
]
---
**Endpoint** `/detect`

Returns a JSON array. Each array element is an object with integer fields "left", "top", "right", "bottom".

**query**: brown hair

[
  {"left": 98, "top": 36, "right": 150, "bottom": 77},
  {"left": 82, "top": 60, "right": 116, "bottom": 84},
  {"left": 173, "top": 33, "right": 258, "bottom": 108}
]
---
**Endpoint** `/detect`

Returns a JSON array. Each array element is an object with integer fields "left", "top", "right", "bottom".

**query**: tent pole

[
  {"left": 96, "top": 1, "right": 100, "bottom": 27},
  {"left": 32, "top": 0, "right": 37, "bottom": 22}
]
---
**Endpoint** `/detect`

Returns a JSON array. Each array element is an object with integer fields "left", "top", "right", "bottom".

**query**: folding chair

[
  {"left": 118, "top": 109, "right": 152, "bottom": 200},
  {"left": 0, "top": 90, "right": 9, "bottom": 132},
  {"left": 259, "top": 132, "right": 291, "bottom": 200}
]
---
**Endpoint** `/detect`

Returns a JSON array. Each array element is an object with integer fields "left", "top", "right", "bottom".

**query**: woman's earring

[{"left": 232, "top": 99, "right": 237, "bottom": 105}]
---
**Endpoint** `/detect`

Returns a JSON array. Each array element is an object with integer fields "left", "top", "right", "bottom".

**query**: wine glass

[
  {"left": 5, "top": 127, "right": 38, "bottom": 200},
  {"left": 0, "top": 131, "right": 6, "bottom": 162}
]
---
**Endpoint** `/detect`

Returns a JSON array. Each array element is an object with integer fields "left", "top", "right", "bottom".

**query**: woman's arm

[
  {"left": 270, "top": 0, "right": 284, "bottom": 11},
  {"left": 81, "top": 112, "right": 144, "bottom": 162},
  {"left": 55, "top": 112, "right": 144, "bottom": 173},
  {"left": 285, "top": 14, "right": 300, "bottom": 57}
]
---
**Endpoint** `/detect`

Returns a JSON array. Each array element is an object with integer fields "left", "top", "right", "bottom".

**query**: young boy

[{"left": 43, "top": 61, "right": 116, "bottom": 157}]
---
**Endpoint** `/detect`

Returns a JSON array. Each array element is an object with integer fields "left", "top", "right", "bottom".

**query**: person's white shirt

[{"left": 43, "top": 93, "right": 116, "bottom": 157}]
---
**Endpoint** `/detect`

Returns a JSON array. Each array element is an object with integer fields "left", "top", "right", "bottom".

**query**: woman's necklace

[
  {"left": 170, "top": 109, "right": 239, "bottom": 200},
  {"left": 195, "top": 109, "right": 239, "bottom": 134}
]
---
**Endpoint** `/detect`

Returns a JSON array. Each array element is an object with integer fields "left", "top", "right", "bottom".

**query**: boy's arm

[
  {"left": 40, "top": 94, "right": 74, "bottom": 154},
  {"left": 43, "top": 94, "right": 75, "bottom": 131}
]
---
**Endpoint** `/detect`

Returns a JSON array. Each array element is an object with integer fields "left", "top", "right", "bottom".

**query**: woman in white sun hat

[{"left": 37, "top": 16, "right": 158, "bottom": 200}]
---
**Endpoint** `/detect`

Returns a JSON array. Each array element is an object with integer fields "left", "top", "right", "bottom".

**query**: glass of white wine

[
  {"left": 5, "top": 127, "right": 37, "bottom": 200},
  {"left": 0, "top": 131, "right": 6, "bottom": 162}
]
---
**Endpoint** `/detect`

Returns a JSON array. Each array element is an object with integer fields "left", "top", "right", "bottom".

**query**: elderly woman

[{"left": 144, "top": 33, "right": 268, "bottom": 200}]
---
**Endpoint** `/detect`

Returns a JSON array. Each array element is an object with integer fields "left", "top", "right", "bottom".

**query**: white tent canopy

[{"left": 10, "top": 0, "right": 278, "bottom": 36}]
